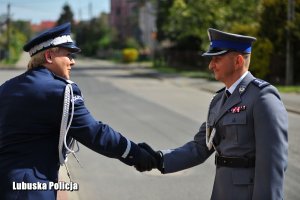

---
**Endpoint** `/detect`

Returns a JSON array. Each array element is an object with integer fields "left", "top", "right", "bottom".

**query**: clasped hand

[{"left": 134, "top": 143, "right": 163, "bottom": 172}]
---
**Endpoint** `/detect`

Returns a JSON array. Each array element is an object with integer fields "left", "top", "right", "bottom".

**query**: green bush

[
  {"left": 122, "top": 48, "right": 139, "bottom": 63},
  {"left": 251, "top": 38, "right": 273, "bottom": 79}
]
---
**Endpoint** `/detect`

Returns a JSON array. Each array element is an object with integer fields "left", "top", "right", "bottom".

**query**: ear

[
  {"left": 235, "top": 54, "right": 244, "bottom": 69},
  {"left": 44, "top": 50, "right": 52, "bottom": 63}
]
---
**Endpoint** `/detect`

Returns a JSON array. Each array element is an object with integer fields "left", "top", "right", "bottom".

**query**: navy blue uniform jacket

[{"left": 0, "top": 66, "right": 138, "bottom": 199}]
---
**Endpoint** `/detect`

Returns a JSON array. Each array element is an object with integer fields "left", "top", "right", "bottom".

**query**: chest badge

[
  {"left": 230, "top": 105, "right": 246, "bottom": 113},
  {"left": 239, "top": 86, "right": 246, "bottom": 94}
]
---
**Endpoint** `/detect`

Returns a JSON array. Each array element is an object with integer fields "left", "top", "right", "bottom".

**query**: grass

[
  {"left": 152, "top": 64, "right": 215, "bottom": 80},
  {"left": 152, "top": 62, "right": 300, "bottom": 93},
  {"left": 276, "top": 85, "right": 300, "bottom": 93}
]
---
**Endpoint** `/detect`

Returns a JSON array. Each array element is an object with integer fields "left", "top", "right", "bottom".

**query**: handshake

[{"left": 134, "top": 143, "right": 164, "bottom": 173}]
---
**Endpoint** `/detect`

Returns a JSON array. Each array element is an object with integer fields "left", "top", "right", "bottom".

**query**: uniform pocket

[
  {"left": 231, "top": 169, "right": 254, "bottom": 200},
  {"left": 222, "top": 112, "right": 248, "bottom": 144},
  {"left": 223, "top": 112, "right": 246, "bottom": 125},
  {"left": 232, "top": 168, "right": 254, "bottom": 185}
]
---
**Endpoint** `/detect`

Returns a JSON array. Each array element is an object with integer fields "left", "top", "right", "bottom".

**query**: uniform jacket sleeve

[
  {"left": 67, "top": 83, "right": 139, "bottom": 166},
  {"left": 252, "top": 85, "right": 288, "bottom": 199},
  {"left": 162, "top": 122, "right": 214, "bottom": 173}
]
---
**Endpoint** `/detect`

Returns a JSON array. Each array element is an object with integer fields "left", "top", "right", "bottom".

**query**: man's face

[
  {"left": 48, "top": 48, "right": 75, "bottom": 80},
  {"left": 208, "top": 52, "right": 237, "bottom": 85}
]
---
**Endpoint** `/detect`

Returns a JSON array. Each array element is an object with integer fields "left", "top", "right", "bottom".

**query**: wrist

[
  {"left": 119, "top": 141, "right": 138, "bottom": 166},
  {"left": 157, "top": 151, "right": 164, "bottom": 173}
]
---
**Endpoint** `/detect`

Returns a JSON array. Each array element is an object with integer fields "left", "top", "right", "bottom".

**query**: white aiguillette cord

[
  {"left": 206, "top": 94, "right": 218, "bottom": 153},
  {"left": 58, "top": 83, "right": 81, "bottom": 182}
]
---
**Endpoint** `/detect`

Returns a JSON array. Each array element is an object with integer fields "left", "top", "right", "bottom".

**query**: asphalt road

[
  {"left": 66, "top": 66, "right": 215, "bottom": 200},
  {"left": 66, "top": 62, "right": 299, "bottom": 200},
  {"left": 0, "top": 62, "right": 299, "bottom": 199}
]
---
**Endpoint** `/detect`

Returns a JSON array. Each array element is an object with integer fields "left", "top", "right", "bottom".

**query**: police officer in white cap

[
  {"left": 138, "top": 28, "right": 288, "bottom": 200},
  {"left": 0, "top": 22, "right": 157, "bottom": 200}
]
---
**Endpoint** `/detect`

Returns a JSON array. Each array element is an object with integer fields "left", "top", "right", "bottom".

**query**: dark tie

[
  {"left": 225, "top": 90, "right": 231, "bottom": 99},
  {"left": 222, "top": 90, "right": 231, "bottom": 105}
]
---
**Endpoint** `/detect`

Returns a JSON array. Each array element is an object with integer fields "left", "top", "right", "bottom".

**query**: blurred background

[
  {"left": 0, "top": 0, "right": 299, "bottom": 86},
  {"left": 0, "top": 1, "right": 300, "bottom": 199}
]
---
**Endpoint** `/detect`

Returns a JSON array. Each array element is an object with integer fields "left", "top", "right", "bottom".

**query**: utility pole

[
  {"left": 6, "top": 3, "right": 11, "bottom": 60},
  {"left": 78, "top": 8, "right": 82, "bottom": 22},
  {"left": 88, "top": 2, "right": 93, "bottom": 19},
  {"left": 286, "top": 0, "right": 295, "bottom": 85}
]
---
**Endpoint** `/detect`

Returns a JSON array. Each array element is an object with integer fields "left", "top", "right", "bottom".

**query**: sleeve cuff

[
  {"left": 119, "top": 140, "right": 139, "bottom": 166},
  {"left": 121, "top": 138, "right": 131, "bottom": 158}
]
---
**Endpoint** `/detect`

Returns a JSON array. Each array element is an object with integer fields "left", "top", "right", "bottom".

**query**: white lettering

[
  {"left": 12, "top": 182, "right": 17, "bottom": 190},
  {"left": 11, "top": 181, "right": 78, "bottom": 191},
  {"left": 48, "top": 181, "right": 79, "bottom": 191},
  {"left": 12, "top": 182, "right": 47, "bottom": 190}
]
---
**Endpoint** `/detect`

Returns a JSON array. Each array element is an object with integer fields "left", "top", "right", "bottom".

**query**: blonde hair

[{"left": 27, "top": 47, "right": 60, "bottom": 70}]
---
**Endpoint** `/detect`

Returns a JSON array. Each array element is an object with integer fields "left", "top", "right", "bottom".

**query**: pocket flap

[{"left": 223, "top": 112, "right": 246, "bottom": 125}]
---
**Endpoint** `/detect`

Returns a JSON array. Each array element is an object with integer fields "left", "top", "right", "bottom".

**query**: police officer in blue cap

[
  {"left": 138, "top": 28, "right": 288, "bottom": 200},
  {"left": 0, "top": 22, "right": 157, "bottom": 200}
]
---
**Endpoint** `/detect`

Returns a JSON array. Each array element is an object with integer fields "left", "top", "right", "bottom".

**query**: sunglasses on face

[{"left": 66, "top": 53, "right": 76, "bottom": 61}]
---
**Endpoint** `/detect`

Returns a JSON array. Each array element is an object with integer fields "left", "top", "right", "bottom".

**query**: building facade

[{"left": 110, "top": 0, "right": 157, "bottom": 52}]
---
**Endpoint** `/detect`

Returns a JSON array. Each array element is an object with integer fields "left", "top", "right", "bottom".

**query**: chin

[
  {"left": 65, "top": 73, "right": 70, "bottom": 79},
  {"left": 213, "top": 74, "right": 219, "bottom": 81}
]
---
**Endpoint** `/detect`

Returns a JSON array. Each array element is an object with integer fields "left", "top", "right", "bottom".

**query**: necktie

[
  {"left": 225, "top": 90, "right": 231, "bottom": 99},
  {"left": 222, "top": 90, "right": 231, "bottom": 105}
]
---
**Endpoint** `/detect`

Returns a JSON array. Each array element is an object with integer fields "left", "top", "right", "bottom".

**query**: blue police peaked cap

[
  {"left": 23, "top": 22, "right": 81, "bottom": 56},
  {"left": 202, "top": 28, "right": 256, "bottom": 56}
]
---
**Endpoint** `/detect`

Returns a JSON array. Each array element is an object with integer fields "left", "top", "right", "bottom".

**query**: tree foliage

[
  {"left": 257, "top": 0, "right": 300, "bottom": 83},
  {"left": 56, "top": 4, "right": 75, "bottom": 26},
  {"left": 155, "top": 0, "right": 300, "bottom": 83},
  {"left": 75, "top": 13, "right": 114, "bottom": 56},
  {"left": 0, "top": 21, "right": 30, "bottom": 64}
]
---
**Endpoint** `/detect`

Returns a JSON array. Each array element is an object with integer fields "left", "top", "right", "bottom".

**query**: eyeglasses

[{"left": 66, "top": 53, "right": 76, "bottom": 61}]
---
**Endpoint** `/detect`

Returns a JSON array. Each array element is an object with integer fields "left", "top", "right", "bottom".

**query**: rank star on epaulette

[{"left": 230, "top": 105, "right": 246, "bottom": 113}]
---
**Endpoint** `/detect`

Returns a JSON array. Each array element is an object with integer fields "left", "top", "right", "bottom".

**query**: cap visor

[
  {"left": 59, "top": 43, "right": 81, "bottom": 53},
  {"left": 202, "top": 50, "right": 228, "bottom": 57}
]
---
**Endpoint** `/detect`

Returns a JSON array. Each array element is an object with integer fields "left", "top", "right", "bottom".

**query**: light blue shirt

[{"left": 226, "top": 71, "right": 249, "bottom": 94}]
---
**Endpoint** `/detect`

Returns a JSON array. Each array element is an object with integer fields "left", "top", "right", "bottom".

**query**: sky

[{"left": 0, "top": 0, "right": 110, "bottom": 24}]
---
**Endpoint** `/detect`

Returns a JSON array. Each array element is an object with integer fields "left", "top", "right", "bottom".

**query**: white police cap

[
  {"left": 23, "top": 22, "right": 81, "bottom": 57},
  {"left": 202, "top": 28, "right": 256, "bottom": 56}
]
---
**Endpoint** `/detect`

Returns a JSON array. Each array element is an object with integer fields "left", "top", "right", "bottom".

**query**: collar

[{"left": 226, "top": 71, "right": 249, "bottom": 94}]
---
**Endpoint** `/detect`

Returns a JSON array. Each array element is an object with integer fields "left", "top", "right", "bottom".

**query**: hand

[
  {"left": 138, "top": 143, "right": 163, "bottom": 172},
  {"left": 134, "top": 146, "right": 158, "bottom": 172}
]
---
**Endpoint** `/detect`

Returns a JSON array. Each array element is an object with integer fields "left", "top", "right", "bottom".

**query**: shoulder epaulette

[
  {"left": 216, "top": 87, "right": 226, "bottom": 93},
  {"left": 252, "top": 78, "right": 270, "bottom": 88}
]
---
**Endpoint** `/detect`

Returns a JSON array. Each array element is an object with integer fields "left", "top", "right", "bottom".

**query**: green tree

[
  {"left": 156, "top": 0, "right": 260, "bottom": 50},
  {"left": 13, "top": 20, "right": 32, "bottom": 39},
  {"left": 154, "top": 0, "right": 300, "bottom": 83},
  {"left": 257, "top": 0, "right": 300, "bottom": 83},
  {"left": 155, "top": 0, "right": 261, "bottom": 71},
  {"left": 56, "top": 4, "right": 75, "bottom": 26},
  {"left": 158, "top": 0, "right": 222, "bottom": 50},
  {"left": 0, "top": 22, "right": 28, "bottom": 64},
  {"left": 75, "top": 13, "right": 114, "bottom": 57}
]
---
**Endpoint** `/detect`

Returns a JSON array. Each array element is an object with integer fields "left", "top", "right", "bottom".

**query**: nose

[{"left": 70, "top": 59, "right": 75, "bottom": 65}]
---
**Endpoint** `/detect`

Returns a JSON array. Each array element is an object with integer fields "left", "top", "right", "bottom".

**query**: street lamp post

[
  {"left": 6, "top": 3, "right": 11, "bottom": 61},
  {"left": 286, "top": 0, "right": 295, "bottom": 85}
]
